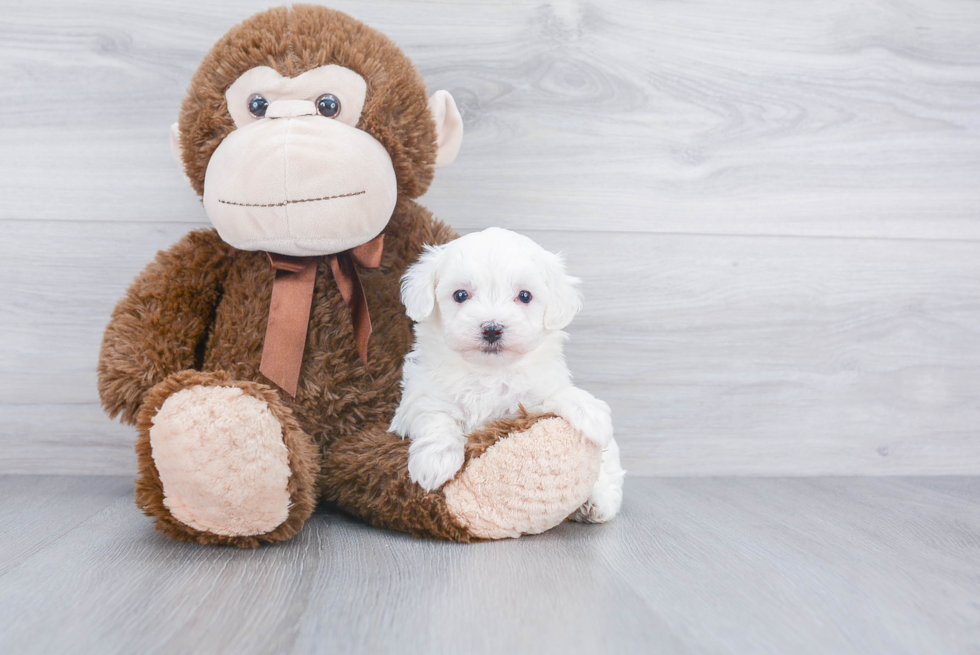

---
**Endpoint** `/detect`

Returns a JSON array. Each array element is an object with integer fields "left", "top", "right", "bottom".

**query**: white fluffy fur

[{"left": 391, "top": 227, "right": 625, "bottom": 522}]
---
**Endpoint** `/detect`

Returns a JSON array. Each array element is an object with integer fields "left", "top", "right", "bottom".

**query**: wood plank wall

[{"left": 2, "top": 0, "right": 979, "bottom": 475}]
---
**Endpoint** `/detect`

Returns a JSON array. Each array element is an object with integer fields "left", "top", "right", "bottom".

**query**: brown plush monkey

[{"left": 98, "top": 5, "right": 601, "bottom": 547}]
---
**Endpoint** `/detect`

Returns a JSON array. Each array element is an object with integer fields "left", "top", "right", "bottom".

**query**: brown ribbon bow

[{"left": 259, "top": 233, "right": 385, "bottom": 396}]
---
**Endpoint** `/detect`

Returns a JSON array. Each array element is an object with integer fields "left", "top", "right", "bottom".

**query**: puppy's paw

[
  {"left": 571, "top": 488, "right": 622, "bottom": 523},
  {"left": 572, "top": 440, "right": 625, "bottom": 524},
  {"left": 408, "top": 441, "right": 465, "bottom": 491},
  {"left": 560, "top": 396, "right": 613, "bottom": 448}
]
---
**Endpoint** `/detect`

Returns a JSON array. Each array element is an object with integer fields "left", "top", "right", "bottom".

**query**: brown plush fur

[
  {"left": 98, "top": 230, "right": 235, "bottom": 425},
  {"left": 135, "top": 370, "right": 321, "bottom": 547}
]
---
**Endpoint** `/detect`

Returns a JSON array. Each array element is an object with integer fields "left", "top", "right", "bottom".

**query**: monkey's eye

[
  {"left": 247, "top": 94, "right": 269, "bottom": 118},
  {"left": 453, "top": 290, "right": 469, "bottom": 303},
  {"left": 518, "top": 290, "right": 532, "bottom": 304},
  {"left": 316, "top": 94, "right": 341, "bottom": 118}
]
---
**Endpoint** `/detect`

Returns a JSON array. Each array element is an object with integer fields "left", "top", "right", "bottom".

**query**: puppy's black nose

[{"left": 481, "top": 322, "right": 503, "bottom": 344}]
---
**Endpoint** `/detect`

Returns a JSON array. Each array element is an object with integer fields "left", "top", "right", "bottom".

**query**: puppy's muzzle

[{"left": 481, "top": 322, "right": 504, "bottom": 344}]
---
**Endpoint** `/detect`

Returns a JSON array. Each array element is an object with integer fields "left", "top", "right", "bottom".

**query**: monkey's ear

[{"left": 428, "top": 90, "right": 463, "bottom": 169}]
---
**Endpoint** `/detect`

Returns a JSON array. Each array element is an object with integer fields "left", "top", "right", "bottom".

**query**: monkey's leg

[
  {"left": 320, "top": 412, "right": 601, "bottom": 541},
  {"left": 134, "top": 370, "right": 321, "bottom": 547}
]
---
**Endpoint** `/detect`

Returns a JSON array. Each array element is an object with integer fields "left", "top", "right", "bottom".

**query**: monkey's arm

[
  {"left": 426, "top": 216, "right": 458, "bottom": 247},
  {"left": 386, "top": 198, "right": 458, "bottom": 270},
  {"left": 97, "top": 229, "right": 234, "bottom": 425}
]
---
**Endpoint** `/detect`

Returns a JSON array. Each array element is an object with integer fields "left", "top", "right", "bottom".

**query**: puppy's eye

[
  {"left": 453, "top": 290, "right": 469, "bottom": 303},
  {"left": 248, "top": 94, "right": 269, "bottom": 118},
  {"left": 518, "top": 290, "right": 532, "bottom": 304},
  {"left": 316, "top": 93, "right": 341, "bottom": 118}
]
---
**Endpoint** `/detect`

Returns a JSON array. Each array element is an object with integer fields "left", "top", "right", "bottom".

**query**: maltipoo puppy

[{"left": 390, "top": 227, "right": 625, "bottom": 523}]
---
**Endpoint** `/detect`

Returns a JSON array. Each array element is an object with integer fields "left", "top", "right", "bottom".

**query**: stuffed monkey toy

[{"left": 98, "top": 5, "right": 602, "bottom": 547}]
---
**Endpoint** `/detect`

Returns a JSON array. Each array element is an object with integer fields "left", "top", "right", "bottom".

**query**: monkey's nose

[
  {"left": 481, "top": 323, "right": 503, "bottom": 344},
  {"left": 266, "top": 99, "right": 317, "bottom": 119}
]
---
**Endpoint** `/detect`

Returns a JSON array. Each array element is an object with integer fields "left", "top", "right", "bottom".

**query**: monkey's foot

[
  {"left": 135, "top": 371, "right": 320, "bottom": 547},
  {"left": 443, "top": 417, "right": 601, "bottom": 539}
]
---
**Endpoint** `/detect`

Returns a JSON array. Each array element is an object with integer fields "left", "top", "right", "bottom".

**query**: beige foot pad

[
  {"left": 443, "top": 417, "right": 602, "bottom": 540},
  {"left": 149, "top": 385, "right": 292, "bottom": 537}
]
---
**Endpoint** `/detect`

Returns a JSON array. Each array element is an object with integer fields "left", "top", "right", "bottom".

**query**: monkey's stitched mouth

[{"left": 218, "top": 190, "right": 366, "bottom": 208}]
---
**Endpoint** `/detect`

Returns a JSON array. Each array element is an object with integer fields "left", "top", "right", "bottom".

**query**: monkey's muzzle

[{"left": 203, "top": 115, "right": 398, "bottom": 257}]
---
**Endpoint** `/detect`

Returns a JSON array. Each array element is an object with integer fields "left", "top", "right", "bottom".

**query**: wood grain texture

[
  {"left": 0, "top": 475, "right": 978, "bottom": 654},
  {"left": 3, "top": 222, "right": 980, "bottom": 475},
  {"left": 2, "top": 0, "right": 979, "bottom": 475},
  {"left": 0, "top": 475, "right": 133, "bottom": 575},
  {"left": 0, "top": 0, "right": 978, "bottom": 238}
]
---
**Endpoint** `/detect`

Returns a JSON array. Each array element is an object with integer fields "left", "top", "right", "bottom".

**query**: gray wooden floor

[{"left": 1, "top": 475, "right": 978, "bottom": 654}]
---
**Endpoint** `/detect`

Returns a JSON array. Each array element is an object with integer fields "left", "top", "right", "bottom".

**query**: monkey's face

[
  {"left": 173, "top": 62, "right": 462, "bottom": 257},
  {"left": 196, "top": 65, "right": 395, "bottom": 257},
  {"left": 172, "top": 6, "right": 464, "bottom": 257}
]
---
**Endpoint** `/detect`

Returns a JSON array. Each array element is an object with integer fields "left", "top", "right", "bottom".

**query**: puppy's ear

[
  {"left": 543, "top": 251, "right": 584, "bottom": 330},
  {"left": 401, "top": 245, "right": 443, "bottom": 322}
]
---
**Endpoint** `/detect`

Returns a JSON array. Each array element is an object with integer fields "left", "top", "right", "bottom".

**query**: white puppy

[{"left": 390, "top": 227, "right": 625, "bottom": 523}]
